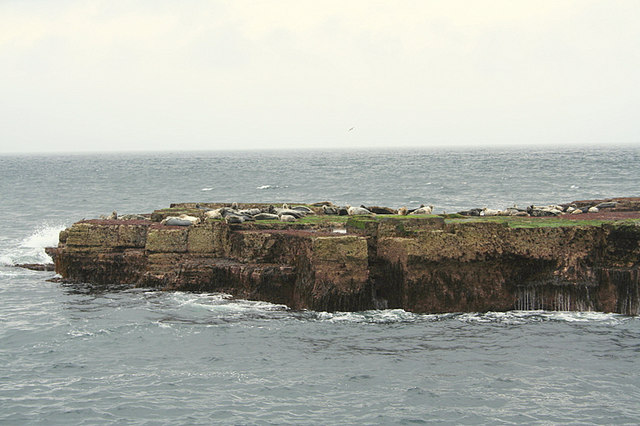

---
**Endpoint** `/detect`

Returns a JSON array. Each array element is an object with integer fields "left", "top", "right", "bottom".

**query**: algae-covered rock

[
  {"left": 312, "top": 236, "right": 368, "bottom": 262},
  {"left": 66, "top": 223, "right": 118, "bottom": 247},
  {"left": 116, "top": 224, "right": 148, "bottom": 248},
  {"left": 312, "top": 235, "right": 369, "bottom": 291},
  {"left": 188, "top": 222, "right": 230, "bottom": 255},
  {"left": 146, "top": 228, "right": 188, "bottom": 252}
]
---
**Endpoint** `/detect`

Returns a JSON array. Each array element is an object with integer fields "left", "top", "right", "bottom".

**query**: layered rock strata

[{"left": 46, "top": 204, "right": 640, "bottom": 314}]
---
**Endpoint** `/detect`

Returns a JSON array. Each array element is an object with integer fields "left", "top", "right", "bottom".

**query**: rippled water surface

[{"left": 1, "top": 146, "right": 640, "bottom": 424}]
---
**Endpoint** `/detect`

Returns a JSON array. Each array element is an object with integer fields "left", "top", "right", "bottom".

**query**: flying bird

[{"left": 348, "top": 127, "right": 355, "bottom": 131}]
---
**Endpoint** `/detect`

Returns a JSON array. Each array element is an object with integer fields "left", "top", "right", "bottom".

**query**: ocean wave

[
  {"left": 0, "top": 224, "right": 66, "bottom": 266},
  {"left": 313, "top": 309, "right": 436, "bottom": 324},
  {"left": 456, "top": 310, "right": 628, "bottom": 325},
  {"left": 310, "top": 309, "right": 631, "bottom": 325},
  {"left": 201, "top": 187, "right": 213, "bottom": 191},
  {"left": 257, "top": 185, "right": 276, "bottom": 190},
  {"left": 165, "top": 292, "right": 288, "bottom": 313}
]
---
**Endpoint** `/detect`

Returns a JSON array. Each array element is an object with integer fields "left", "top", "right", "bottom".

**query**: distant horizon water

[{"left": 2, "top": 140, "right": 639, "bottom": 156}]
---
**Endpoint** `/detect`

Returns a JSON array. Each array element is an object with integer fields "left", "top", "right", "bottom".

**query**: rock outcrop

[{"left": 45, "top": 201, "right": 640, "bottom": 315}]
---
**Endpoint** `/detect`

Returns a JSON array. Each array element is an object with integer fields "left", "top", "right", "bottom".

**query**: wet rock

[
  {"left": 44, "top": 198, "right": 640, "bottom": 314},
  {"left": 15, "top": 263, "right": 55, "bottom": 271},
  {"left": 120, "top": 214, "right": 149, "bottom": 221}
]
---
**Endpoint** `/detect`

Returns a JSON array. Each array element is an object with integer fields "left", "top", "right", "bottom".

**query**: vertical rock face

[{"left": 46, "top": 215, "right": 640, "bottom": 314}]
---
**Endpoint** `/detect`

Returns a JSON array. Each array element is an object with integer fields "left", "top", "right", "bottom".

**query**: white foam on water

[
  {"left": 168, "top": 292, "right": 288, "bottom": 313},
  {"left": 314, "top": 309, "right": 631, "bottom": 325},
  {"left": 315, "top": 309, "right": 431, "bottom": 324},
  {"left": 201, "top": 187, "right": 213, "bottom": 191},
  {"left": 257, "top": 185, "right": 276, "bottom": 190},
  {"left": 539, "top": 310, "right": 625, "bottom": 323},
  {"left": 457, "top": 310, "right": 628, "bottom": 325},
  {"left": 0, "top": 224, "right": 66, "bottom": 266}
]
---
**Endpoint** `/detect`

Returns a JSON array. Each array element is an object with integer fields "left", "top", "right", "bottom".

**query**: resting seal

[
  {"left": 206, "top": 209, "right": 223, "bottom": 219},
  {"left": 225, "top": 215, "right": 245, "bottom": 224},
  {"left": 276, "top": 209, "right": 305, "bottom": 218},
  {"left": 363, "top": 205, "right": 396, "bottom": 215},
  {"left": 163, "top": 214, "right": 200, "bottom": 226},
  {"left": 292, "top": 206, "right": 314, "bottom": 214},
  {"left": 254, "top": 213, "right": 279, "bottom": 221},
  {"left": 347, "top": 206, "right": 372, "bottom": 215},
  {"left": 322, "top": 205, "right": 339, "bottom": 215},
  {"left": 409, "top": 205, "right": 433, "bottom": 215}
]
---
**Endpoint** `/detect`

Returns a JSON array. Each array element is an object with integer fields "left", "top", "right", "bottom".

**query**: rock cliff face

[{"left": 46, "top": 208, "right": 640, "bottom": 314}]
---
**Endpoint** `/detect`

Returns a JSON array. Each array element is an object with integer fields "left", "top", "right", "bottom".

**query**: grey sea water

[{"left": 1, "top": 146, "right": 640, "bottom": 424}]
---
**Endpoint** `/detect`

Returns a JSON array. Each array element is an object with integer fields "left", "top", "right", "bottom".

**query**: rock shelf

[{"left": 45, "top": 198, "right": 640, "bottom": 314}]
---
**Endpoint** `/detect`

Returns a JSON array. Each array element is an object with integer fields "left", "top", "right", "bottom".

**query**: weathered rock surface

[{"left": 45, "top": 202, "right": 640, "bottom": 314}]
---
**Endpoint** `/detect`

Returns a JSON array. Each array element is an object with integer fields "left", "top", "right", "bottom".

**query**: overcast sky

[{"left": 1, "top": 1, "right": 639, "bottom": 153}]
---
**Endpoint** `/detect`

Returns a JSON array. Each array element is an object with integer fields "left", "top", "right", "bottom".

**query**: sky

[{"left": 1, "top": 0, "right": 639, "bottom": 153}]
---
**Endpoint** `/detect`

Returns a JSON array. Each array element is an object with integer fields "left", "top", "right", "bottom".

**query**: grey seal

[
  {"left": 254, "top": 213, "right": 279, "bottom": 221},
  {"left": 363, "top": 205, "right": 396, "bottom": 215},
  {"left": 322, "top": 205, "right": 339, "bottom": 215},
  {"left": 292, "top": 206, "right": 314, "bottom": 214},
  {"left": 225, "top": 215, "right": 245, "bottom": 224},
  {"left": 347, "top": 206, "right": 372, "bottom": 215}
]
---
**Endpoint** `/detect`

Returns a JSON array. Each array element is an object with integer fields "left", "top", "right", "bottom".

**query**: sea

[{"left": 1, "top": 145, "right": 640, "bottom": 425}]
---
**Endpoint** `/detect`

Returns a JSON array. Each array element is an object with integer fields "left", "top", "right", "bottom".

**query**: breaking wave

[
  {"left": 0, "top": 224, "right": 65, "bottom": 266},
  {"left": 310, "top": 309, "right": 629, "bottom": 325},
  {"left": 149, "top": 293, "right": 633, "bottom": 326}
]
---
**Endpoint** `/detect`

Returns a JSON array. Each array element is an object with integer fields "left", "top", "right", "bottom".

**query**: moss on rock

[{"left": 146, "top": 228, "right": 188, "bottom": 252}]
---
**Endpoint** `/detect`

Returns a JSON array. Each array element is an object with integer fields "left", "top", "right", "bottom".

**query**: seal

[
  {"left": 163, "top": 214, "right": 199, "bottom": 226},
  {"left": 280, "top": 214, "right": 296, "bottom": 222},
  {"left": 239, "top": 208, "right": 261, "bottom": 217},
  {"left": 225, "top": 215, "right": 244, "bottom": 224},
  {"left": 277, "top": 209, "right": 305, "bottom": 218},
  {"left": 206, "top": 209, "right": 223, "bottom": 219},
  {"left": 292, "top": 206, "right": 314, "bottom": 214},
  {"left": 363, "top": 205, "right": 396, "bottom": 215},
  {"left": 347, "top": 206, "right": 372, "bottom": 215},
  {"left": 322, "top": 205, "right": 339, "bottom": 215},
  {"left": 254, "top": 213, "right": 279, "bottom": 221},
  {"left": 409, "top": 205, "right": 433, "bottom": 215}
]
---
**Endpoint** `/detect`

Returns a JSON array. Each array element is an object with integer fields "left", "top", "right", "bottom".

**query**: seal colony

[
  {"left": 46, "top": 197, "right": 640, "bottom": 315},
  {"left": 96, "top": 197, "right": 640, "bottom": 227}
]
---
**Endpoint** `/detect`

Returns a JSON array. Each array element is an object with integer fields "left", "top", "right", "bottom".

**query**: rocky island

[{"left": 45, "top": 198, "right": 640, "bottom": 315}]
